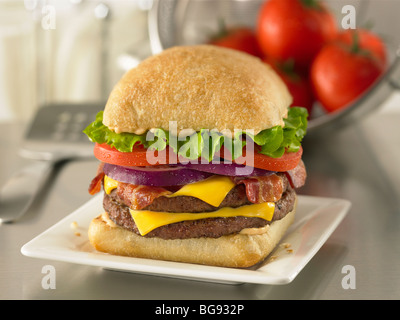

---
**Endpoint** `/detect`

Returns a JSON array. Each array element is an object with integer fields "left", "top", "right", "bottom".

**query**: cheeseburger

[{"left": 84, "top": 45, "right": 308, "bottom": 268}]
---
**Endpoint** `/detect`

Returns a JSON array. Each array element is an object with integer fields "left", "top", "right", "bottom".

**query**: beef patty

[{"left": 103, "top": 183, "right": 296, "bottom": 240}]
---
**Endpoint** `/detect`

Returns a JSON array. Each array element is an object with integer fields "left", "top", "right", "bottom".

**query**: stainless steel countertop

[{"left": 1, "top": 98, "right": 399, "bottom": 300}]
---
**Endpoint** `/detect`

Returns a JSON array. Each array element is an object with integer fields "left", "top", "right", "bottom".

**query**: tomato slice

[
  {"left": 218, "top": 145, "right": 303, "bottom": 172},
  {"left": 94, "top": 143, "right": 302, "bottom": 172},
  {"left": 94, "top": 143, "right": 186, "bottom": 167},
  {"left": 94, "top": 143, "right": 154, "bottom": 166},
  {"left": 253, "top": 147, "right": 302, "bottom": 172}
]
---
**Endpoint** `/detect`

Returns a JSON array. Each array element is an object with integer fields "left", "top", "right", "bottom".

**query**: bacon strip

[
  {"left": 233, "top": 174, "right": 284, "bottom": 204},
  {"left": 232, "top": 161, "right": 306, "bottom": 204},
  {"left": 88, "top": 163, "right": 105, "bottom": 195},
  {"left": 285, "top": 160, "right": 307, "bottom": 189},
  {"left": 116, "top": 183, "right": 171, "bottom": 210}
]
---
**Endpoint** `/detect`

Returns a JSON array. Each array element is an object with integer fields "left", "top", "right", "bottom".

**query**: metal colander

[{"left": 148, "top": 0, "right": 400, "bottom": 134}]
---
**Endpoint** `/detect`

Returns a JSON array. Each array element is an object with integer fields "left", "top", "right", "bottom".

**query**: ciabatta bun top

[{"left": 103, "top": 45, "right": 292, "bottom": 135}]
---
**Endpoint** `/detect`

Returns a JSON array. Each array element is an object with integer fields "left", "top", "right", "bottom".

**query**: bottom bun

[{"left": 88, "top": 197, "right": 297, "bottom": 268}]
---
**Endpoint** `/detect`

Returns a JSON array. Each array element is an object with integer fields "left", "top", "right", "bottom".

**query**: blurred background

[
  {"left": 0, "top": 0, "right": 153, "bottom": 123},
  {"left": 0, "top": 0, "right": 399, "bottom": 125}
]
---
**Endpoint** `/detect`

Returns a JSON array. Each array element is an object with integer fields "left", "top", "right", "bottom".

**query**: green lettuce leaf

[
  {"left": 252, "top": 106, "right": 308, "bottom": 157},
  {"left": 83, "top": 111, "right": 150, "bottom": 152},
  {"left": 83, "top": 107, "right": 308, "bottom": 160}
]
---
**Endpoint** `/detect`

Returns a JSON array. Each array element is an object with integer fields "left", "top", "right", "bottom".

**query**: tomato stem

[
  {"left": 347, "top": 31, "right": 378, "bottom": 62},
  {"left": 278, "top": 59, "right": 300, "bottom": 82},
  {"left": 212, "top": 17, "right": 229, "bottom": 40},
  {"left": 350, "top": 31, "right": 361, "bottom": 54},
  {"left": 300, "top": 0, "right": 320, "bottom": 9}
]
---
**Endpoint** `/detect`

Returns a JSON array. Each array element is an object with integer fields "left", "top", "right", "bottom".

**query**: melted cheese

[
  {"left": 130, "top": 202, "right": 275, "bottom": 236},
  {"left": 104, "top": 175, "right": 119, "bottom": 195},
  {"left": 166, "top": 176, "right": 235, "bottom": 207},
  {"left": 103, "top": 175, "right": 235, "bottom": 207}
]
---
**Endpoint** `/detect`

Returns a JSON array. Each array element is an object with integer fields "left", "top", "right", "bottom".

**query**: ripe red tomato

[
  {"left": 265, "top": 59, "right": 315, "bottom": 115},
  {"left": 284, "top": 73, "right": 315, "bottom": 116},
  {"left": 336, "top": 29, "right": 387, "bottom": 67},
  {"left": 257, "top": 0, "right": 337, "bottom": 70},
  {"left": 310, "top": 39, "right": 385, "bottom": 113},
  {"left": 210, "top": 27, "right": 264, "bottom": 58}
]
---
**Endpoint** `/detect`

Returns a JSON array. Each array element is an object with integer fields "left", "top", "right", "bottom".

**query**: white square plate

[{"left": 21, "top": 194, "right": 351, "bottom": 285}]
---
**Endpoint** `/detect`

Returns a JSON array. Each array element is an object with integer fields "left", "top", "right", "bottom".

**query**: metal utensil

[{"left": 0, "top": 102, "right": 101, "bottom": 223}]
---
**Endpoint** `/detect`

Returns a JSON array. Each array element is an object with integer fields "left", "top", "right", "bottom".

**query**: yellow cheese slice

[
  {"left": 130, "top": 202, "right": 275, "bottom": 236},
  {"left": 103, "top": 175, "right": 236, "bottom": 207},
  {"left": 104, "top": 175, "right": 119, "bottom": 195},
  {"left": 166, "top": 175, "right": 235, "bottom": 207}
]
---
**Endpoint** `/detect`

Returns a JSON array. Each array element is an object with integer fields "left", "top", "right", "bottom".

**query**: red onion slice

[
  {"left": 183, "top": 162, "right": 274, "bottom": 177},
  {"left": 103, "top": 163, "right": 212, "bottom": 186},
  {"left": 103, "top": 160, "right": 274, "bottom": 187}
]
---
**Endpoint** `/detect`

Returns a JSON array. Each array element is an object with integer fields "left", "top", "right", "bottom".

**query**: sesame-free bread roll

[
  {"left": 103, "top": 45, "right": 292, "bottom": 135},
  {"left": 88, "top": 198, "right": 297, "bottom": 268}
]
